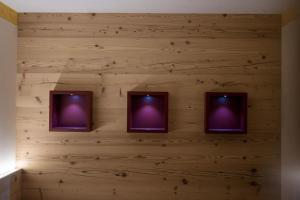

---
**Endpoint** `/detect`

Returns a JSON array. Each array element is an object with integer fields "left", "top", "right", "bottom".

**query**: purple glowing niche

[
  {"left": 205, "top": 92, "right": 247, "bottom": 133},
  {"left": 49, "top": 91, "right": 93, "bottom": 132},
  {"left": 127, "top": 91, "right": 168, "bottom": 133}
]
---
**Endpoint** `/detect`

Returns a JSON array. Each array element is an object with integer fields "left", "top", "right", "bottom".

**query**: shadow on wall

[
  {"left": 0, "top": 170, "right": 22, "bottom": 200},
  {"left": 52, "top": 73, "right": 205, "bottom": 134},
  {"left": 53, "top": 73, "right": 102, "bottom": 130}
]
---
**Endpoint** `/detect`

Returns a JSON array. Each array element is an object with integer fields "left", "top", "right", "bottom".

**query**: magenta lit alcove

[
  {"left": 205, "top": 92, "right": 247, "bottom": 134},
  {"left": 49, "top": 91, "right": 93, "bottom": 132},
  {"left": 127, "top": 91, "right": 168, "bottom": 133}
]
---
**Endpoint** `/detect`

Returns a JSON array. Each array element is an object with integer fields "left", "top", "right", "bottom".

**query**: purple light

[
  {"left": 60, "top": 103, "right": 87, "bottom": 127},
  {"left": 133, "top": 104, "right": 164, "bottom": 129},
  {"left": 52, "top": 94, "right": 88, "bottom": 128},
  {"left": 131, "top": 95, "right": 164, "bottom": 129},
  {"left": 207, "top": 94, "right": 246, "bottom": 132}
]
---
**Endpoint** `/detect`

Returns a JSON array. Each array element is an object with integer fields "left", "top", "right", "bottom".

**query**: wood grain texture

[{"left": 17, "top": 13, "right": 281, "bottom": 200}]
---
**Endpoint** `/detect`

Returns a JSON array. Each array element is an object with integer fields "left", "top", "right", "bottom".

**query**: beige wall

[
  {"left": 0, "top": 17, "right": 17, "bottom": 175},
  {"left": 282, "top": 2, "right": 300, "bottom": 200}
]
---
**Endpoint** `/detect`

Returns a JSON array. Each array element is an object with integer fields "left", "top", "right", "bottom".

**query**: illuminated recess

[
  {"left": 49, "top": 91, "right": 93, "bottom": 132},
  {"left": 205, "top": 92, "right": 247, "bottom": 133},
  {"left": 127, "top": 91, "right": 168, "bottom": 133}
]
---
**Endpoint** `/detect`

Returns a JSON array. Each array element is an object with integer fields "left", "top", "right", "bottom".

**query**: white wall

[
  {"left": 0, "top": 17, "right": 17, "bottom": 175},
  {"left": 1, "top": 0, "right": 282, "bottom": 13},
  {"left": 282, "top": 1, "right": 300, "bottom": 199}
]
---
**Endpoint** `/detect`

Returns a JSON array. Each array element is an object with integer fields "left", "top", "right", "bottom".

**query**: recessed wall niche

[
  {"left": 127, "top": 91, "right": 168, "bottom": 133},
  {"left": 49, "top": 91, "right": 93, "bottom": 132},
  {"left": 205, "top": 92, "right": 247, "bottom": 133}
]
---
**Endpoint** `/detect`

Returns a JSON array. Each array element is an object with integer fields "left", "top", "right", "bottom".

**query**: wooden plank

[
  {"left": 17, "top": 37, "right": 280, "bottom": 74},
  {"left": 18, "top": 13, "right": 281, "bottom": 39}
]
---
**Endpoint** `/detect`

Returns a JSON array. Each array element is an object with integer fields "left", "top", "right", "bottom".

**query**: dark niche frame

[
  {"left": 49, "top": 91, "right": 93, "bottom": 132},
  {"left": 205, "top": 92, "right": 247, "bottom": 134},
  {"left": 127, "top": 91, "right": 169, "bottom": 133}
]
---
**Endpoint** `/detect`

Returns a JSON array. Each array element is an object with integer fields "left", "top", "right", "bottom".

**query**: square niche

[
  {"left": 49, "top": 91, "right": 93, "bottom": 132},
  {"left": 205, "top": 92, "right": 247, "bottom": 134},
  {"left": 127, "top": 91, "right": 168, "bottom": 133}
]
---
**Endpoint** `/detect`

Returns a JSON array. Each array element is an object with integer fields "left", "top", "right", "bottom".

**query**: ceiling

[{"left": 2, "top": 0, "right": 283, "bottom": 14}]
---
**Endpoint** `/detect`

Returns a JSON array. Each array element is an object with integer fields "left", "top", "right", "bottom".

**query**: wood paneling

[{"left": 17, "top": 13, "right": 281, "bottom": 200}]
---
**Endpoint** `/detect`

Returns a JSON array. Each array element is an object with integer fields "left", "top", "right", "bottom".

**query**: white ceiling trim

[{"left": 2, "top": 0, "right": 283, "bottom": 14}]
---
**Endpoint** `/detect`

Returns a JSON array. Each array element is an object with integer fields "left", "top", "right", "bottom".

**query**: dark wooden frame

[
  {"left": 205, "top": 92, "right": 247, "bottom": 134},
  {"left": 127, "top": 91, "right": 169, "bottom": 133},
  {"left": 49, "top": 90, "right": 93, "bottom": 132}
]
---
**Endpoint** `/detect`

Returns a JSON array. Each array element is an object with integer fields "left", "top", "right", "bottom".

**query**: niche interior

[{"left": 205, "top": 92, "right": 247, "bottom": 133}]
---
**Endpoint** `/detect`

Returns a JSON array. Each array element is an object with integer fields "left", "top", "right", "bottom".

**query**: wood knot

[
  {"left": 250, "top": 181, "right": 258, "bottom": 186},
  {"left": 115, "top": 172, "right": 127, "bottom": 177},
  {"left": 135, "top": 155, "right": 146, "bottom": 159},
  {"left": 69, "top": 161, "right": 76, "bottom": 165},
  {"left": 35, "top": 96, "right": 42, "bottom": 104},
  {"left": 182, "top": 178, "right": 188, "bottom": 185}
]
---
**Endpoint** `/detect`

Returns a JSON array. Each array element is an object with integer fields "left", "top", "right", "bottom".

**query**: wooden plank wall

[
  {"left": 0, "top": 170, "right": 22, "bottom": 200},
  {"left": 16, "top": 13, "right": 281, "bottom": 200}
]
